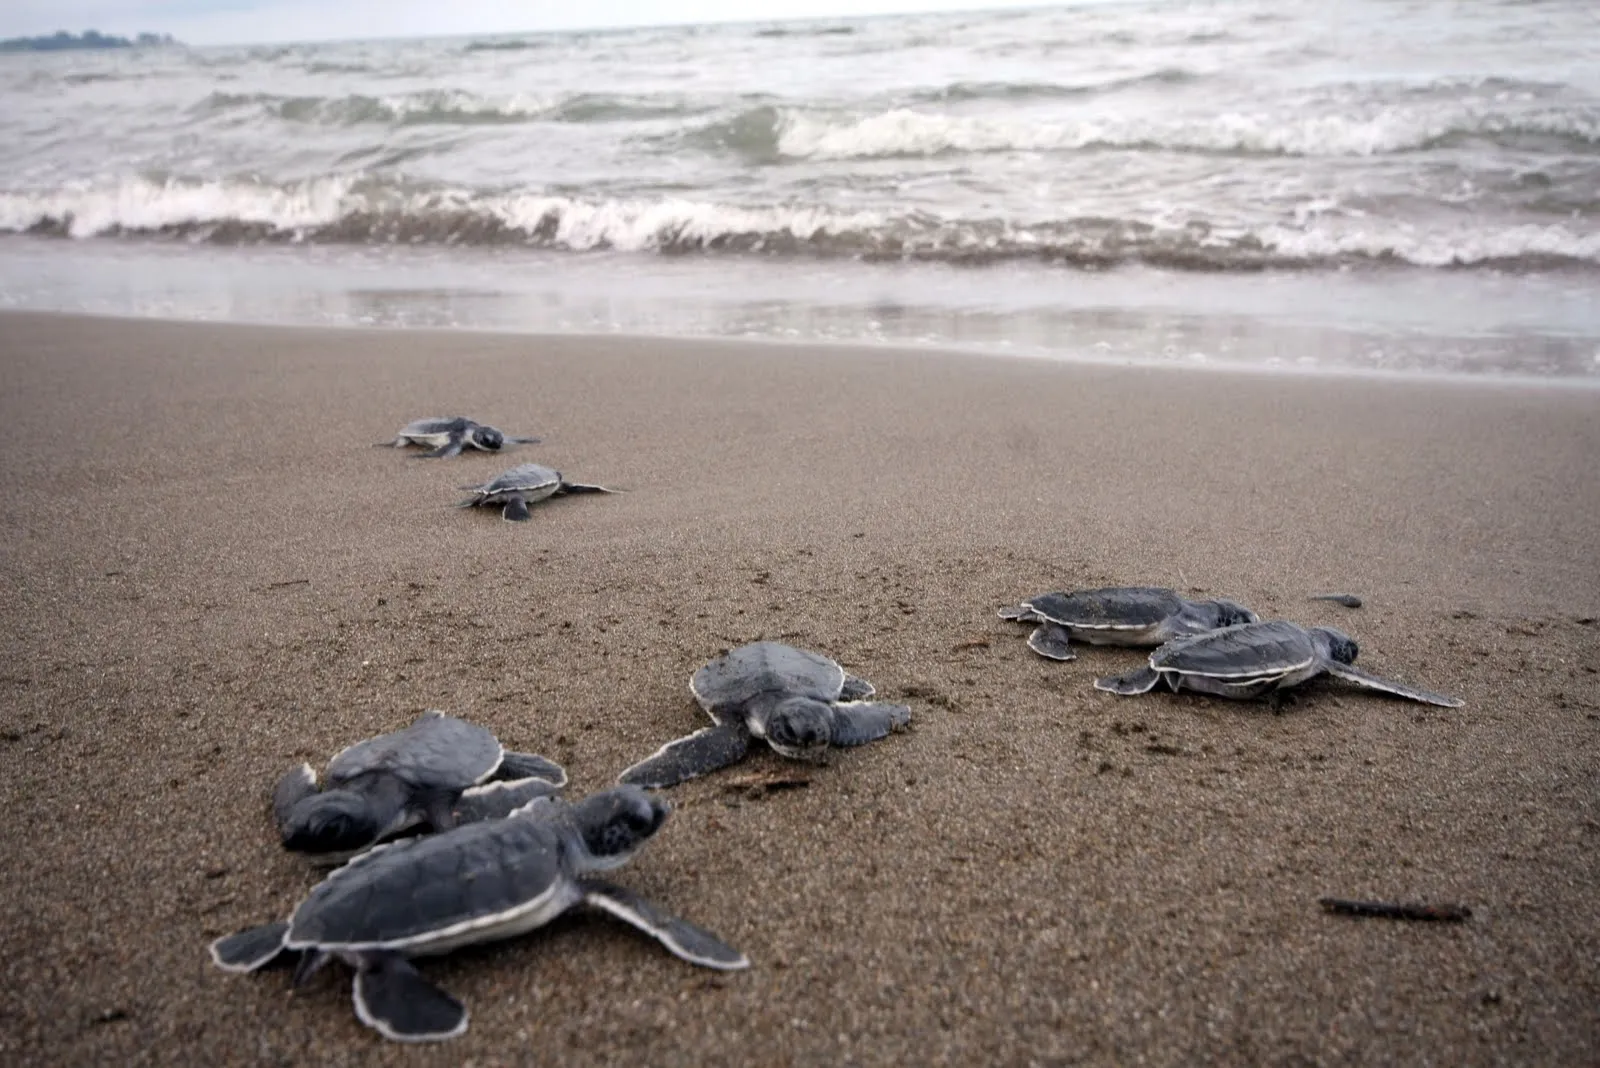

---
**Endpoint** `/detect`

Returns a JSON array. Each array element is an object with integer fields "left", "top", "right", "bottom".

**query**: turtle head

[
  {"left": 567, "top": 786, "right": 670, "bottom": 871},
  {"left": 763, "top": 697, "right": 833, "bottom": 762},
  {"left": 1205, "top": 599, "right": 1259, "bottom": 628},
  {"left": 281, "top": 790, "right": 383, "bottom": 854},
  {"left": 469, "top": 425, "right": 506, "bottom": 451},
  {"left": 1312, "top": 626, "right": 1359, "bottom": 665}
]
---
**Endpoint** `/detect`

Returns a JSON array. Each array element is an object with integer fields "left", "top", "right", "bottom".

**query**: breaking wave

[
  {"left": 681, "top": 102, "right": 1600, "bottom": 161},
  {"left": 193, "top": 89, "right": 708, "bottom": 126},
  {"left": 3, "top": 175, "right": 1597, "bottom": 272}
]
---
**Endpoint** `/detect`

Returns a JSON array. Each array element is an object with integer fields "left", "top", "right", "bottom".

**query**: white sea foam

[
  {"left": 0, "top": 175, "right": 357, "bottom": 237},
  {"left": 3, "top": 176, "right": 1595, "bottom": 270},
  {"left": 772, "top": 103, "right": 1600, "bottom": 160},
  {"left": 485, "top": 194, "right": 885, "bottom": 251}
]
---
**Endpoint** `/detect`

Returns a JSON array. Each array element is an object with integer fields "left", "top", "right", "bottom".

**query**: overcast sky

[{"left": 1, "top": 1, "right": 1064, "bottom": 46}]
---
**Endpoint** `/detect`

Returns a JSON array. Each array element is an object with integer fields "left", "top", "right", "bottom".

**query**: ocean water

[{"left": 1, "top": 0, "right": 1597, "bottom": 377}]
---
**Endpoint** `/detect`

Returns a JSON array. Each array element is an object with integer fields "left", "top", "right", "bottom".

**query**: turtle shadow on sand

[
  {"left": 618, "top": 642, "right": 912, "bottom": 789},
  {"left": 211, "top": 786, "right": 748, "bottom": 1043}
]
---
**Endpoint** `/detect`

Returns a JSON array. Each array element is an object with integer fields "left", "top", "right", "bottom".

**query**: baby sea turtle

[
  {"left": 211, "top": 786, "right": 748, "bottom": 1042},
  {"left": 999, "top": 586, "right": 1258, "bottom": 661},
  {"left": 273, "top": 711, "right": 568, "bottom": 861},
  {"left": 619, "top": 641, "right": 911, "bottom": 788},
  {"left": 376, "top": 417, "right": 540, "bottom": 459},
  {"left": 459, "top": 462, "right": 616, "bottom": 522},
  {"left": 1094, "top": 620, "right": 1463, "bottom": 706}
]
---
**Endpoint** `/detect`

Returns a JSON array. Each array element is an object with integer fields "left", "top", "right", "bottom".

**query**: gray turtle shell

[
  {"left": 472, "top": 463, "right": 561, "bottom": 499},
  {"left": 287, "top": 812, "right": 570, "bottom": 952},
  {"left": 690, "top": 642, "right": 847, "bottom": 716},
  {"left": 326, "top": 713, "right": 504, "bottom": 793},
  {"left": 1027, "top": 586, "right": 1190, "bottom": 628},
  {"left": 1150, "top": 620, "right": 1319, "bottom": 679},
  {"left": 401, "top": 417, "right": 474, "bottom": 437}
]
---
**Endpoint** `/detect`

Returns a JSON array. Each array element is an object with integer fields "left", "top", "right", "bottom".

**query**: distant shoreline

[{"left": 0, "top": 30, "right": 177, "bottom": 53}]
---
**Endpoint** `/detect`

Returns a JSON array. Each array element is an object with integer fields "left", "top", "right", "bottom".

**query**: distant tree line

[{"left": 0, "top": 30, "right": 178, "bottom": 52}]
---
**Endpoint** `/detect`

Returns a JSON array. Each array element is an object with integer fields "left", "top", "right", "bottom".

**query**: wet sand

[{"left": 1, "top": 310, "right": 1596, "bottom": 1066}]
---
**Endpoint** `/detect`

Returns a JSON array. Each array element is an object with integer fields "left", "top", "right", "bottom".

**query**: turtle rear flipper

[
  {"left": 501, "top": 494, "right": 532, "bottom": 521},
  {"left": 838, "top": 674, "right": 876, "bottom": 700},
  {"left": 582, "top": 880, "right": 749, "bottom": 970},
  {"left": 1027, "top": 622, "right": 1076, "bottom": 661},
  {"left": 1325, "top": 662, "right": 1463, "bottom": 707},
  {"left": 210, "top": 921, "right": 292, "bottom": 973},
  {"left": 496, "top": 751, "right": 567, "bottom": 787},
  {"left": 272, "top": 763, "right": 319, "bottom": 837},
  {"left": 617, "top": 724, "right": 751, "bottom": 788},
  {"left": 830, "top": 702, "right": 911, "bottom": 746},
  {"left": 453, "top": 778, "right": 561, "bottom": 824},
  {"left": 1094, "top": 667, "right": 1163, "bottom": 696},
  {"left": 352, "top": 954, "right": 468, "bottom": 1043}
]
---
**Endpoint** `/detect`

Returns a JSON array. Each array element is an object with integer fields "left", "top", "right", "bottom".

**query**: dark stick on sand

[
  {"left": 1319, "top": 897, "right": 1471, "bottom": 922},
  {"left": 1310, "top": 593, "right": 1363, "bottom": 608}
]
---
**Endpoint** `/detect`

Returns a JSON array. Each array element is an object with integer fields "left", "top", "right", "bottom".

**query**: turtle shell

[
  {"left": 478, "top": 463, "right": 560, "bottom": 497},
  {"left": 326, "top": 713, "right": 503, "bottom": 792},
  {"left": 401, "top": 417, "right": 471, "bottom": 438},
  {"left": 1027, "top": 587, "right": 1186, "bottom": 629},
  {"left": 1150, "top": 620, "right": 1317, "bottom": 680},
  {"left": 286, "top": 815, "right": 571, "bottom": 953},
  {"left": 690, "top": 642, "right": 846, "bottom": 714}
]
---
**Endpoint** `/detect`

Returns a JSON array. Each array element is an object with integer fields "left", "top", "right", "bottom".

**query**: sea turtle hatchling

[
  {"left": 376, "top": 417, "right": 540, "bottom": 459},
  {"left": 618, "top": 641, "right": 911, "bottom": 789},
  {"left": 459, "top": 462, "right": 616, "bottom": 522},
  {"left": 273, "top": 711, "right": 568, "bottom": 861},
  {"left": 999, "top": 586, "right": 1259, "bottom": 661},
  {"left": 1094, "top": 620, "right": 1464, "bottom": 706},
  {"left": 211, "top": 786, "right": 749, "bottom": 1042}
]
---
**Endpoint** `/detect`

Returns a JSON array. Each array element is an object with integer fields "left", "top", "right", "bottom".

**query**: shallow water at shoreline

[{"left": 2, "top": 238, "right": 1596, "bottom": 380}]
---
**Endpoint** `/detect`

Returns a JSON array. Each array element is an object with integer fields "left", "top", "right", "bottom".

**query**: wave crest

[
  {"left": 3, "top": 177, "right": 1597, "bottom": 272},
  {"left": 680, "top": 102, "right": 1600, "bottom": 161}
]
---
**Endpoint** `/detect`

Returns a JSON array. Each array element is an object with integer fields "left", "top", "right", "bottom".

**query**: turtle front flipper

[
  {"left": 416, "top": 436, "right": 465, "bottom": 460},
  {"left": 495, "top": 751, "right": 567, "bottom": 787},
  {"left": 505, "top": 435, "right": 542, "bottom": 445},
  {"left": 271, "top": 763, "right": 319, "bottom": 838},
  {"left": 1324, "top": 662, "right": 1464, "bottom": 707},
  {"left": 352, "top": 953, "right": 469, "bottom": 1043},
  {"left": 997, "top": 604, "right": 1037, "bottom": 622},
  {"left": 1094, "top": 667, "right": 1163, "bottom": 696},
  {"left": 555, "top": 481, "right": 617, "bottom": 495},
  {"left": 829, "top": 701, "right": 911, "bottom": 746},
  {"left": 838, "top": 674, "right": 876, "bottom": 701},
  {"left": 1027, "top": 622, "right": 1076, "bottom": 661},
  {"left": 617, "top": 724, "right": 751, "bottom": 788},
  {"left": 452, "top": 778, "right": 562, "bottom": 824},
  {"left": 210, "top": 921, "right": 293, "bottom": 973},
  {"left": 501, "top": 494, "right": 532, "bottom": 521},
  {"left": 581, "top": 880, "right": 750, "bottom": 970}
]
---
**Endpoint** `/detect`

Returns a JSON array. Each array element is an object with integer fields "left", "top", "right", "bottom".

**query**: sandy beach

[{"left": 1, "top": 309, "right": 1596, "bottom": 1066}]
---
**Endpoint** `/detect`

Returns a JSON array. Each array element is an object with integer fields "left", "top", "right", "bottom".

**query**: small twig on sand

[
  {"left": 1310, "top": 593, "right": 1363, "bottom": 608},
  {"left": 265, "top": 579, "right": 310, "bottom": 590},
  {"left": 1319, "top": 897, "right": 1471, "bottom": 922},
  {"left": 721, "top": 770, "right": 811, "bottom": 797}
]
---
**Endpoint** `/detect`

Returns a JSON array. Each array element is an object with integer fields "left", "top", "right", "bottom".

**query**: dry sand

[{"left": 1, "top": 310, "right": 1596, "bottom": 1066}]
